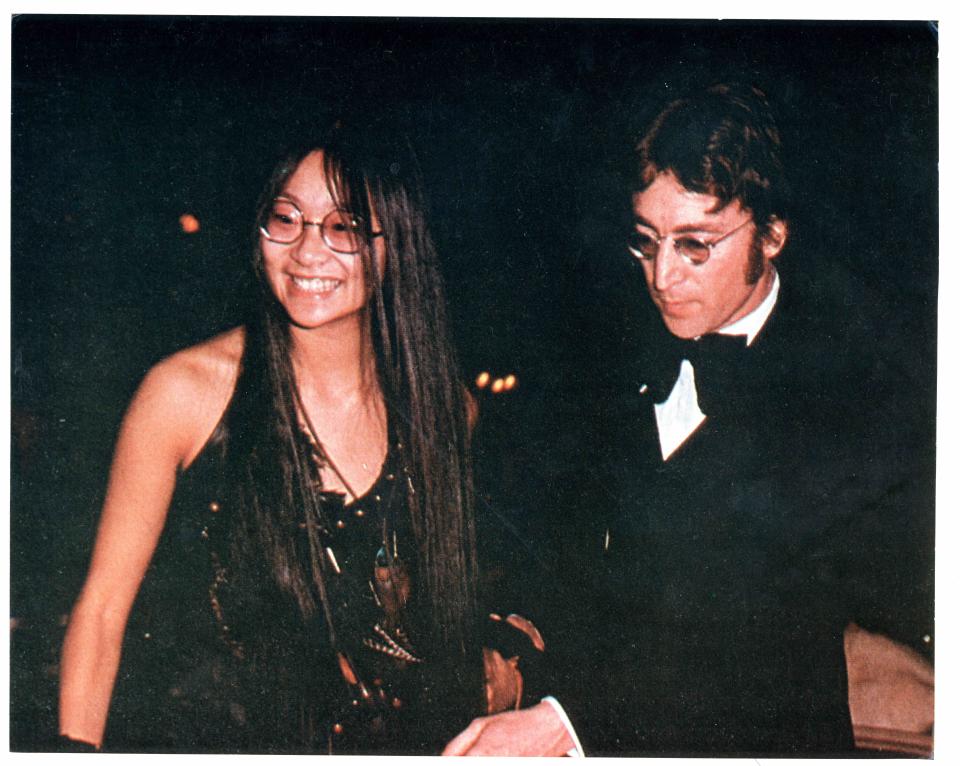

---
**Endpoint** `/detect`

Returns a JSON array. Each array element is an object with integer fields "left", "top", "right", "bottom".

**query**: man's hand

[{"left": 442, "top": 700, "right": 576, "bottom": 756}]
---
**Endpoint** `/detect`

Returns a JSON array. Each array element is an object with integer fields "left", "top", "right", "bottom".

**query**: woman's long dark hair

[{"left": 225, "top": 119, "right": 477, "bottom": 653}]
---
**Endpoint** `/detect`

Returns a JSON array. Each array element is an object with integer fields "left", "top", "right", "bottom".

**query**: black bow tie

[{"left": 641, "top": 333, "right": 750, "bottom": 414}]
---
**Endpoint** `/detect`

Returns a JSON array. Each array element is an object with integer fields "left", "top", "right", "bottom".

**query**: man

[{"left": 445, "top": 83, "right": 933, "bottom": 756}]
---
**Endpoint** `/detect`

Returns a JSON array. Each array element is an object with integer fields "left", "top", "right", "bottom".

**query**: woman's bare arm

[{"left": 58, "top": 332, "right": 240, "bottom": 747}]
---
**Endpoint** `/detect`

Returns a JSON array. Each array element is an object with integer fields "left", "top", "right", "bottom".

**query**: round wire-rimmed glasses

[
  {"left": 259, "top": 197, "right": 384, "bottom": 254},
  {"left": 627, "top": 218, "right": 754, "bottom": 266}
]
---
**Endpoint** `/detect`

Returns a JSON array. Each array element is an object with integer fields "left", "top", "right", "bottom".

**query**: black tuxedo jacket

[{"left": 531, "top": 273, "right": 933, "bottom": 756}]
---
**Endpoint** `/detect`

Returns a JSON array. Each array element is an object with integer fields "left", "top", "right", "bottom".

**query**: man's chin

[{"left": 659, "top": 315, "right": 704, "bottom": 340}]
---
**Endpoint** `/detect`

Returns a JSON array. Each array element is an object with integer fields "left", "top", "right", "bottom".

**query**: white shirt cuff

[{"left": 541, "top": 696, "right": 585, "bottom": 757}]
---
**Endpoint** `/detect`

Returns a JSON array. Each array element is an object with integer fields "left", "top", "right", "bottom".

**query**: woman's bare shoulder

[
  {"left": 133, "top": 327, "right": 246, "bottom": 468},
  {"left": 159, "top": 327, "right": 244, "bottom": 384},
  {"left": 143, "top": 327, "right": 242, "bottom": 397}
]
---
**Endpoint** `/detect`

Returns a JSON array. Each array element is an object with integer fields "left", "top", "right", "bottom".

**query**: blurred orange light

[
  {"left": 179, "top": 213, "right": 201, "bottom": 234},
  {"left": 491, "top": 378, "right": 505, "bottom": 394},
  {"left": 476, "top": 371, "right": 491, "bottom": 389},
  {"left": 503, "top": 374, "right": 517, "bottom": 390}
]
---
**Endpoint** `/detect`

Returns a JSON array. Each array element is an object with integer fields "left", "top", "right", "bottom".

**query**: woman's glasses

[{"left": 260, "top": 197, "right": 383, "bottom": 254}]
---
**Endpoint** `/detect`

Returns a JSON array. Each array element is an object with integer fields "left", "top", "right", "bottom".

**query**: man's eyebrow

[
  {"left": 633, "top": 215, "right": 724, "bottom": 234},
  {"left": 632, "top": 215, "right": 656, "bottom": 230}
]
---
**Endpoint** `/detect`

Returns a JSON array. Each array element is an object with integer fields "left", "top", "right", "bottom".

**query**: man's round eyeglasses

[
  {"left": 627, "top": 218, "right": 754, "bottom": 266},
  {"left": 260, "top": 197, "right": 384, "bottom": 254}
]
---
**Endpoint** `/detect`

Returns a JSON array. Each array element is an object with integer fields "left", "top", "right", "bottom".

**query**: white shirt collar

[
  {"left": 714, "top": 269, "right": 780, "bottom": 346},
  {"left": 653, "top": 270, "right": 780, "bottom": 460}
]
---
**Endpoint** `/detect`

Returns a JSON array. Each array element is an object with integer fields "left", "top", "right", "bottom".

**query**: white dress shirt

[{"left": 654, "top": 271, "right": 780, "bottom": 461}]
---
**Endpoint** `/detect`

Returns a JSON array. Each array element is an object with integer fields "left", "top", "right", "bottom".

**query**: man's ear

[{"left": 761, "top": 218, "right": 788, "bottom": 260}]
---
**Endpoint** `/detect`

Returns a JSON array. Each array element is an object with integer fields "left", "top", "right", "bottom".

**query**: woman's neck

[
  {"left": 289, "top": 317, "right": 379, "bottom": 409},
  {"left": 288, "top": 316, "right": 387, "bottom": 501}
]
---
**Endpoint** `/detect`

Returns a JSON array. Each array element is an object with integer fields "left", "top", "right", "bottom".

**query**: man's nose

[{"left": 652, "top": 242, "right": 685, "bottom": 291}]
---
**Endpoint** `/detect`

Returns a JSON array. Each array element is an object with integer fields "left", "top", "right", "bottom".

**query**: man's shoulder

[
  {"left": 754, "top": 269, "right": 895, "bottom": 391},
  {"left": 756, "top": 267, "right": 928, "bottom": 457}
]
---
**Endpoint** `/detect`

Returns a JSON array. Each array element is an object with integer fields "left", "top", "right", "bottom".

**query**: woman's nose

[{"left": 291, "top": 222, "right": 333, "bottom": 265}]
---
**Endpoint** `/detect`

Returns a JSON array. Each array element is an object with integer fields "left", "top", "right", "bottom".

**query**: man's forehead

[{"left": 632, "top": 184, "right": 743, "bottom": 228}]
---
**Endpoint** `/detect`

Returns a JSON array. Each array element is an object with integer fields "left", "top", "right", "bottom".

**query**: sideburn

[{"left": 745, "top": 230, "right": 766, "bottom": 284}]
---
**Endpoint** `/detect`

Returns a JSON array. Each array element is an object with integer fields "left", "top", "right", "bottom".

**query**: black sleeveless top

[{"left": 105, "top": 413, "right": 482, "bottom": 754}]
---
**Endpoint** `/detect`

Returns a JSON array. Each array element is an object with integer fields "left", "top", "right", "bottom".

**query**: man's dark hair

[{"left": 636, "top": 83, "right": 791, "bottom": 235}]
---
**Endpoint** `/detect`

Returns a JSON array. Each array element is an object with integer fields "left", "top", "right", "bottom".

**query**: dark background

[{"left": 10, "top": 16, "right": 938, "bottom": 750}]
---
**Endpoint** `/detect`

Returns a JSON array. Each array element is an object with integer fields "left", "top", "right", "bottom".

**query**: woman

[{"left": 58, "top": 121, "right": 481, "bottom": 753}]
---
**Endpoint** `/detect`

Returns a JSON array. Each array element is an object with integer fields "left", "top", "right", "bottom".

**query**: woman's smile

[{"left": 289, "top": 275, "right": 344, "bottom": 294}]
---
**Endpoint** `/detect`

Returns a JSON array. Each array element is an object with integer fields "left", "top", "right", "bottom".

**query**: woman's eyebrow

[
  {"left": 276, "top": 190, "right": 304, "bottom": 205},
  {"left": 277, "top": 191, "right": 343, "bottom": 218}
]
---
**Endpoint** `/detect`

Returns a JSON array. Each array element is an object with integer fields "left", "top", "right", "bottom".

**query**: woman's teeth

[{"left": 293, "top": 277, "right": 341, "bottom": 292}]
